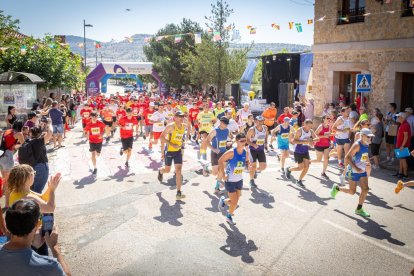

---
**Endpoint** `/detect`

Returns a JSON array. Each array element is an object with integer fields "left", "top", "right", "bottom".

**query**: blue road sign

[{"left": 356, "top": 74, "right": 372, "bottom": 93}]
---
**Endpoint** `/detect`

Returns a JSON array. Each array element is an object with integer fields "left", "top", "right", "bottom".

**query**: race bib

[
  {"left": 148, "top": 114, "right": 153, "bottom": 119},
  {"left": 361, "top": 153, "right": 368, "bottom": 162},
  {"left": 125, "top": 123, "right": 133, "bottom": 130},
  {"left": 242, "top": 118, "right": 248, "bottom": 123},
  {"left": 91, "top": 127, "right": 101, "bottom": 135},
  {"left": 174, "top": 134, "right": 183, "bottom": 142},
  {"left": 233, "top": 167, "right": 244, "bottom": 175},
  {"left": 158, "top": 122, "right": 164, "bottom": 127},
  {"left": 83, "top": 112, "right": 89, "bottom": 118},
  {"left": 256, "top": 139, "right": 265, "bottom": 145},
  {"left": 281, "top": 133, "right": 289, "bottom": 139},
  {"left": 219, "top": 140, "right": 227, "bottom": 148},
  {"left": 202, "top": 122, "right": 210, "bottom": 128}
]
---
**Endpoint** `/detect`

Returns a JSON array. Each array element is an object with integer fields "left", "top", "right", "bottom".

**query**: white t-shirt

[
  {"left": 214, "top": 119, "right": 238, "bottom": 133},
  {"left": 151, "top": 111, "right": 166, "bottom": 133}
]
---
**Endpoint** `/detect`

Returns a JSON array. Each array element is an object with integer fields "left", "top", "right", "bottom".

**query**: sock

[
  {"left": 215, "top": 180, "right": 220, "bottom": 190},
  {"left": 200, "top": 149, "right": 206, "bottom": 154},
  {"left": 336, "top": 186, "right": 340, "bottom": 191},
  {"left": 202, "top": 153, "right": 207, "bottom": 160},
  {"left": 357, "top": 204, "right": 362, "bottom": 210},
  {"left": 226, "top": 213, "right": 231, "bottom": 218}
]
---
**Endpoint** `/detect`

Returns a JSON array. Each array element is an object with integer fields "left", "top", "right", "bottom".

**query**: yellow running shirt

[
  {"left": 197, "top": 112, "right": 215, "bottom": 133},
  {"left": 167, "top": 123, "right": 185, "bottom": 152}
]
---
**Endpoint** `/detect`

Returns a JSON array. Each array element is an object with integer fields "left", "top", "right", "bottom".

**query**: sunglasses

[{"left": 238, "top": 139, "right": 247, "bottom": 143}]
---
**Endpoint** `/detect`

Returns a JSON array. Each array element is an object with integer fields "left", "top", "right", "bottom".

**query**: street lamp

[{"left": 83, "top": 20, "right": 93, "bottom": 72}]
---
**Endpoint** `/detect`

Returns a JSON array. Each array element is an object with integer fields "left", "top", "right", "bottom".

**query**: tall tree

[
  {"left": 0, "top": 10, "right": 20, "bottom": 47},
  {"left": 144, "top": 18, "right": 202, "bottom": 88}
]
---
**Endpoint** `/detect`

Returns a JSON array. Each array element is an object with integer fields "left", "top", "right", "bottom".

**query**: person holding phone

[
  {"left": 0, "top": 199, "right": 71, "bottom": 276},
  {"left": 393, "top": 112, "right": 411, "bottom": 180}
]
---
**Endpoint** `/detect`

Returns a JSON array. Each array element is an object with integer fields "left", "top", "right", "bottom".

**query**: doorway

[
  {"left": 339, "top": 71, "right": 360, "bottom": 105},
  {"left": 401, "top": 73, "right": 414, "bottom": 111}
]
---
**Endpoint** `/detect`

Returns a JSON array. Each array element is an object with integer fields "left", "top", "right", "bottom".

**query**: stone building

[{"left": 312, "top": 0, "right": 414, "bottom": 116}]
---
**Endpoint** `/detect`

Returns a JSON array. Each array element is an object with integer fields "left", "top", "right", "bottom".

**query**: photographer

[{"left": 0, "top": 199, "right": 71, "bottom": 275}]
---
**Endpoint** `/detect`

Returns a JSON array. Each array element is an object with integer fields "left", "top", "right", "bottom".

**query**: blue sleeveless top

[
  {"left": 226, "top": 148, "right": 246, "bottom": 182},
  {"left": 212, "top": 127, "right": 229, "bottom": 153}
]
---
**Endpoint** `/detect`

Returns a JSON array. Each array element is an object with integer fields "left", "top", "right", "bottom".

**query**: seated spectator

[{"left": 0, "top": 199, "right": 71, "bottom": 275}]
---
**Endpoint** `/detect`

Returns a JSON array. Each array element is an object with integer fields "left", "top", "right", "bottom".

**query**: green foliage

[
  {"left": 0, "top": 10, "right": 20, "bottom": 47},
  {"left": 143, "top": 18, "right": 203, "bottom": 87}
]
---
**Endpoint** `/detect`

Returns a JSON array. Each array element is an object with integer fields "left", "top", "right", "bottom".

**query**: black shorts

[
  {"left": 121, "top": 137, "right": 134, "bottom": 150},
  {"left": 211, "top": 151, "right": 225, "bottom": 166},
  {"left": 137, "top": 115, "right": 142, "bottom": 121},
  {"left": 266, "top": 123, "right": 276, "bottom": 132},
  {"left": 250, "top": 150, "right": 266, "bottom": 163},
  {"left": 89, "top": 142, "right": 103, "bottom": 153},
  {"left": 103, "top": 121, "right": 113, "bottom": 127},
  {"left": 165, "top": 151, "right": 183, "bottom": 166},
  {"left": 112, "top": 116, "right": 117, "bottom": 122},
  {"left": 370, "top": 143, "right": 381, "bottom": 156},
  {"left": 315, "top": 146, "right": 329, "bottom": 152},
  {"left": 294, "top": 152, "right": 310, "bottom": 164},
  {"left": 385, "top": 133, "right": 395, "bottom": 145},
  {"left": 82, "top": 122, "right": 87, "bottom": 129}
]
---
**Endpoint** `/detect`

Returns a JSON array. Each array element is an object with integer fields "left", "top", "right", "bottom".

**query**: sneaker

[
  {"left": 321, "top": 172, "right": 329, "bottom": 179},
  {"left": 339, "top": 174, "right": 345, "bottom": 185},
  {"left": 157, "top": 170, "right": 163, "bottom": 182},
  {"left": 125, "top": 161, "right": 129, "bottom": 168},
  {"left": 391, "top": 172, "right": 401, "bottom": 177},
  {"left": 395, "top": 180, "right": 404, "bottom": 194},
  {"left": 226, "top": 214, "right": 236, "bottom": 225},
  {"left": 143, "top": 134, "right": 146, "bottom": 140},
  {"left": 105, "top": 137, "right": 110, "bottom": 144},
  {"left": 92, "top": 168, "right": 97, "bottom": 175},
  {"left": 176, "top": 191, "right": 186, "bottom": 200},
  {"left": 120, "top": 148, "right": 123, "bottom": 156},
  {"left": 214, "top": 189, "right": 223, "bottom": 196},
  {"left": 402, "top": 175, "right": 409, "bottom": 181},
  {"left": 296, "top": 180, "right": 305, "bottom": 188},
  {"left": 280, "top": 168, "right": 285, "bottom": 173},
  {"left": 254, "top": 171, "right": 258, "bottom": 179},
  {"left": 218, "top": 196, "right": 226, "bottom": 211},
  {"left": 397, "top": 174, "right": 404, "bottom": 179},
  {"left": 269, "top": 144, "right": 274, "bottom": 150},
  {"left": 285, "top": 166, "right": 291, "bottom": 179},
  {"left": 355, "top": 208, "right": 370, "bottom": 217},
  {"left": 330, "top": 184, "right": 339, "bottom": 199},
  {"left": 250, "top": 179, "right": 258, "bottom": 188}
]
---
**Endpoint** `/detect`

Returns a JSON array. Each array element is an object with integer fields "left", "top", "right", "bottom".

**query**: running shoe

[
  {"left": 120, "top": 148, "right": 123, "bottom": 156},
  {"left": 402, "top": 175, "right": 409, "bottom": 181},
  {"left": 176, "top": 191, "right": 186, "bottom": 200},
  {"left": 92, "top": 168, "right": 97, "bottom": 175},
  {"left": 339, "top": 174, "right": 345, "bottom": 185},
  {"left": 296, "top": 180, "right": 305, "bottom": 188},
  {"left": 125, "top": 161, "right": 129, "bottom": 168},
  {"left": 250, "top": 179, "right": 258, "bottom": 188},
  {"left": 330, "top": 184, "right": 339, "bottom": 199},
  {"left": 321, "top": 172, "right": 329, "bottom": 179},
  {"left": 391, "top": 172, "right": 402, "bottom": 177},
  {"left": 269, "top": 144, "right": 274, "bottom": 150},
  {"left": 214, "top": 189, "right": 223, "bottom": 196},
  {"left": 355, "top": 208, "right": 370, "bottom": 217},
  {"left": 157, "top": 170, "right": 163, "bottom": 182},
  {"left": 254, "top": 171, "right": 258, "bottom": 179},
  {"left": 285, "top": 166, "right": 291, "bottom": 179},
  {"left": 143, "top": 134, "right": 146, "bottom": 140},
  {"left": 218, "top": 196, "right": 225, "bottom": 211},
  {"left": 395, "top": 180, "right": 404, "bottom": 194},
  {"left": 280, "top": 168, "right": 285, "bottom": 173},
  {"left": 226, "top": 214, "right": 236, "bottom": 225},
  {"left": 105, "top": 137, "right": 110, "bottom": 144}
]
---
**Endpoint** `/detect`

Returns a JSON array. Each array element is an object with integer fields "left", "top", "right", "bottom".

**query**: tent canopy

[{"left": 0, "top": 71, "right": 45, "bottom": 84}]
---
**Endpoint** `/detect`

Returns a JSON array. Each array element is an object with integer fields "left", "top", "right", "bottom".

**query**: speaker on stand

[{"left": 231, "top": 83, "right": 240, "bottom": 107}]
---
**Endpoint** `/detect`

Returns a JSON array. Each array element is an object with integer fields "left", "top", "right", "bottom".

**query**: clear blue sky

[{"left": 1, "top": 0, "right": 315, "bottom": 45}]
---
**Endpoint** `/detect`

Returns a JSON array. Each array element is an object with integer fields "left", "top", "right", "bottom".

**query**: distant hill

[{"left": 65, "top": 35, "right": 311, "bottom": 67}]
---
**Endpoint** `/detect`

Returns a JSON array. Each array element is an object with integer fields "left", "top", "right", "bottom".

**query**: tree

[
  {"left": 0, "top": 10, "right": 20, "bottom": 47},
  {"left": 143, "top": 18, "right": 202, "bottom": 88}
]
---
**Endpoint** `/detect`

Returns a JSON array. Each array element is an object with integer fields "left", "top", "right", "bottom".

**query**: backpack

[
  {"left": 18, "top": 139, "right": 36, "bottom": 166},
  {"left": 0, "top": 130, "right": 14, "bottom": 158}
]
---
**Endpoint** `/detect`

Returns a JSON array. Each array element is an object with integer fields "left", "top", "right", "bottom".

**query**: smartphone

[{"left": 41, "top": 213, "right": 54, "bottom": 236}]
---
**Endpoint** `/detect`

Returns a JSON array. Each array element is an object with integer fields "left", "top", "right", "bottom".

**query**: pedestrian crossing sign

[{"left": 356, "top": 74, "right": 372, "bottom": 93}]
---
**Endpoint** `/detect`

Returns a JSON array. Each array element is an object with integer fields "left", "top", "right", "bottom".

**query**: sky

[{"left": 1, "top": 0, "right": 315, "bottom": 45}]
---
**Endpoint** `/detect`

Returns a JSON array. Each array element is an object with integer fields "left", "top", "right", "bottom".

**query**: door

[
  {"left": 339, "top": 71, "right": 360, "bottom": 105},
  {"left": 401, "top": 73, "right": 414, "bottom": 110}
]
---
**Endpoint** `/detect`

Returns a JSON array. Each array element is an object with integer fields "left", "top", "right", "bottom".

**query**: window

[
  {"left": 402, "top": 0, "right": 414, "bottom": 17},
  {"left": 338, "top": 0, "right": 366, "bottom": 25}
]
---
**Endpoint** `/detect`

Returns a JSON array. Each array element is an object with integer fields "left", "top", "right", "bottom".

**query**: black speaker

[
  {"left": 278, "top": 83, "right": 294, "bottom": 114},
  {"left": 231, "top": 83, "right": 240, "bottom": 107}
]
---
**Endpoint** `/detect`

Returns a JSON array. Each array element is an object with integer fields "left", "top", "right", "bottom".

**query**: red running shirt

[
  {"left": 143, "top": 109, "right": 155, "bottom": 125},
  {"left": 118, "top": 116, "right": 138, "bottom": 138},
  {"left": 85, "top": 121, "right": 106, "bottom": 143}
]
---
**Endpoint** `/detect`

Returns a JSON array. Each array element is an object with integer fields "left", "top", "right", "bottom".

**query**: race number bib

[
  {"left": 256, "top": 139, "right": 265, "bottom": 145},
  {"left": 361, "top": 153, "right": 368, "bottom": 162},
  {"left": 83, "top": 112, "right": 89, "bottom": 118},
  {"left": 281, "top": 133, "right": 289, "bottom": 139},
  {"left": 219, "top": 140, "right": 227, "bottom": 148},
  {"left": 233, "top": 167, "right": 244, "bottom": 175},
  {"left": 242, "top": 118, "right": 248, "bottom": 123},
  {"left": 125, "top": 123, "right": 133, "bottom": 130},
  {"left": 91, "top": 127, "right": 101, "bottom": 135},
  {"left": 202, "top": 122, "right": 210, "bottom": 128},
  {"left": 148, "top": 114, "right": 153, "bottom": 119},
  {"left": 174, "top": 134, "right": 183, "bottom": 142},
  {"left": 158, "top": 122, "right": 164, "bottom": 127}
]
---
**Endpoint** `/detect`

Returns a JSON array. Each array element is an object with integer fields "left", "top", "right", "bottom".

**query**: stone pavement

[{"left": 51, "top": 125, "right": 414, "bottom": 275}]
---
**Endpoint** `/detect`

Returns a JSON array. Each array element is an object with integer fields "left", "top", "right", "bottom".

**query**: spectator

[
  {"left": 405, "top": 107, "right": 414, "bottom": 148},
  {"left": 0, "top": 199, "right": 71, "bottom": 275},
  {"left": 6, "top": 106, "right": 17, "bottom": 129},
  {"left": 277, "top": 107, "right": 292, "bottom": 124},
  {"left": 48, "top": 101, "right": 64, "bottom": 149},
  {"left": 394, "top": 112, "right": 411, "bottom": 180},
  {"left": 355, "top": 93, "right": 367, "bottom": 110},
  {"left": 348, "top": 103, "right": 359, "bottom": 125},
  {"left": 385, "top": 103, "right": 397, "bottom": 164},
  {"left": 339, "top": 92, "right": 347, "bottom": 105},
  {"left": 370, "top": 112, "right": 384, "bottom": 169},
  {"left": 359, "top": 106, "right": 369, "bottom": 122},
  {"left": 262, "top": 102, "right": 277, "bottom": 132},
  {"left": 24, "top": 112, "right": 38, "bottom": 129},
  {"left": 302, "top": 98, "right": 314, "bottom": 120}
]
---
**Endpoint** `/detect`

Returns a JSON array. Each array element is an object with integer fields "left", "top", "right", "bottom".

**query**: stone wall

[
  {"left": 312, "top": 47, "right": 414, "bottom": 116},
  {"left": 314, "top": 0, "right": 414, "bottom": 44}
]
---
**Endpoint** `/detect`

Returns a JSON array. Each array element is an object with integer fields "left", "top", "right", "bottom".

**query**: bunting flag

[
  {"left": 156, "top": 36, "right": 164, "bottom": 42},
  {"left": 94, "top": 42, "right": 101, "bottom": 49},
  {"left": 20, "top": 45, "right": 27, "bottom": 55},
  {"left": 213, "top": 31, "right": 222, "bottom": 41},
  {"left": 249, "top": 28, "right": 256, "bottom": 34},
  {"left": 48, "top": 44, "right": 57, "bottom": 49},
  {"left": 77, "top": 43, "right": 84, "bottom": 48},
  {"left": 246, "top": 25, "right": 253, "bottom": 30},
  {"left": 271, "top": 23, "right": 280, "bottom": 30},
  {"left": 288, "top": 22, "right": 294, "bottom": 29},
  {"left": 194, "top": 33, "right": 202, "bottom": 44},
  {"left": 125, "top": 36, "right": 133, "bottom": 43},
  {"left": 307, "top": 19, "right": 313, "bottom": 24},
  {"left": 317, "top": 16, "right": 326, "bottom": 21},
  {"left": 174, "top": 35, "right": 182, "bottom": 43},
  {"left": 207, "top": 28, "right": 213, "bottom": 34},
  {"left": 295, "top": 23, "right": 303, "bottom": 32}
]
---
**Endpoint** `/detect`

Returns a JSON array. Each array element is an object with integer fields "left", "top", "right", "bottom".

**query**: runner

[
  {"left": 285, "top": 119, "right": 319, "bottom": 187},
  {"left": 84, "top": 112, "right": 106, "bottom": 175},
  {"left": 101, "top": 104, "right": 114, "bottom": 143},
  {"left": 246, "top": 116, "right": 268, "bottom": 188},
  {"left": 188, "top": 103, "right": 200, "bottom": 143},
  {"left": 158, "top": 111, "right": 186, "bottom": 200},
  {"left": 331, "top": 128, "right": 374, "bottom": 217},
  {"left": 118, "top": 108, "right": 139, "bottom": 168},
  {"left": 312, "top": 115, "right": 332, "bottom": 179},
  {"left": 206, "top": 117, "right": 230, "bottom": 194},
  {"left": 218, "top": 133, "right": 249, "bottom": 225},
  {"left": 262, "top": 102, "right": 277, "bottom": 149},
  {"left": 332, "top": 107, "right": 352, "bottom": 170},
  {"left": 143, "top": 102, "right": 155, "bottom": 150},
  {"left": 271, "top": 117, "right": 291, "bottom": 173},
  {"left": 196, "top": 102, "right": 216, "bottom": 173},
  {"left": 80, "top": 103, "right": 93, "bottom": 138},
  {"left": 150, "top": 103, "right": 167, "bottom": 156},
  {"left": 236, "top": 103, "right": 252, "bottom": 129}
]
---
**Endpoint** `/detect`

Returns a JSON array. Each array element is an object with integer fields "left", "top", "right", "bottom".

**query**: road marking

[
  {"left": 323, "top": 219, "right": 414, "bottom": 263},
  {"left": 282, "top": 201, "right": 306, "bottom": 213}
]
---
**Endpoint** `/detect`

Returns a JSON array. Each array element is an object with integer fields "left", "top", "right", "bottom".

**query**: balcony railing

[{"left": 337, "top": 7, "right": 365, "bottom": 25}]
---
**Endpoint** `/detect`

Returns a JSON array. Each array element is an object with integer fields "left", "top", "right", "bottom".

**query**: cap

[
  {"left": 360, "top": 128, "right": 375, "bottom": 137},
  {"left": 395, "top": 112, "right": 407, "bottom": 119},
  {"left": 220, "top": 117, "right": 230, "bottom": 125},
  {"left": 149, "top": 102, "right": 155, "bottom": 107},
  {"left": 283, "top": 117, "right": 291, "bottom": 122},
  {"left": 255, "top": 115, "right": 264, "bottom": 121},
  {"left": 175, "top": 111, "right": 185, "bottom": 117},
  {"left": 405, "top": 107, "right": 413, "bottom": 113}
]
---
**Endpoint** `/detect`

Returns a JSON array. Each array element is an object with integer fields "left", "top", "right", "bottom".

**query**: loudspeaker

[
  {"left": 231, "top": 83, "right": 240, "bottom": 107},
  {"left": 278, "top": 83, "right": 294, "bottom": 113}
]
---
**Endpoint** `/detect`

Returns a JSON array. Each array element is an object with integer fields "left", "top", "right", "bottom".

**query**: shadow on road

[
  {"left": 72, "top": 139, "right": 87, "bottom": 146},
  {"left": 165, "top": 176, "right": 189, "bottom": 190},
  {"left": 219, "top": 223, "right": 258, "bottom": 263},
  {"left": 73, "top": 175, "right": 96, "bottom": 189},
  {"left": 107, "top": 166, "right": 135, "bottom": 182},
  {"left": 308, "top": 174, "right": 336, "bottom": 189},
  {"left": 153, "top": 192, "right": 185, "bottom": 226},
  {"left": 334, "top": 209, "right": 405, "bottom": 246},
  {"left": 249, "top": 187, "right": 275, "bottom": 209},
  {"left": 366, "top": 192, "right": 393, "bottom": 210},
  {"left": 394, "top": 204, "right": 414, "bottom": 213},
  {"left": 203, "top": 191, "right": 221, "bottom": 213},
  {"left": 288, "top": 184, "right": 331, "bottom": 206}
]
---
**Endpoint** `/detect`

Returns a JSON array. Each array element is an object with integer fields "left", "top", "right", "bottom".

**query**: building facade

[{"left": 312, "top": 0, "right": 414, "bottom": 116}]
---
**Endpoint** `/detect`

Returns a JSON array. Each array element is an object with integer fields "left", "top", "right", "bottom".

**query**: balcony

[{"left": 337, "top": 7, "right": 365, "bottom": 25}]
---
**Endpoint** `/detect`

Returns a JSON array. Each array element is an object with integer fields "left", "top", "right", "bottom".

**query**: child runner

[
  {"left": 118, "top": 108, "right": 139, "bottom": 168},
  {"left": 84, "top": 112, "right": 106, "bottom": 175}
]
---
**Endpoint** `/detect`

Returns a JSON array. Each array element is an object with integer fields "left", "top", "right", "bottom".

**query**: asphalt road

[{"left": 52, "top": 125, "right": 414, "bottom": 276}]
